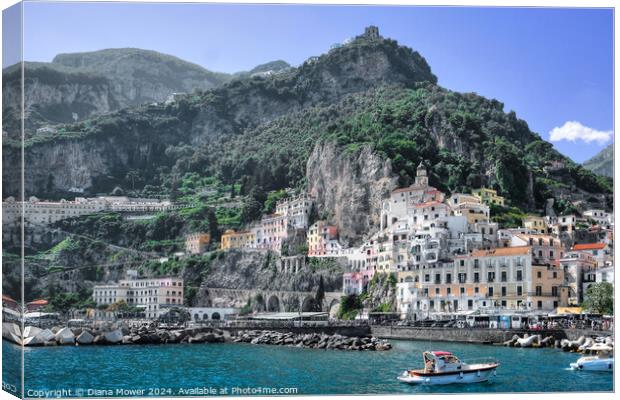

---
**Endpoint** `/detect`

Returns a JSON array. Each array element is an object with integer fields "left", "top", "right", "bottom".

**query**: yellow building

[
  {"left": 472, "top": 188, "right": 505, "bottom": 206},
  {"left": 453, "top": 202, "right": 490, "bottom": 224},
  {"left": 523, "top": 215, "right": 547, "bottom": 234},
  {"left": 220, "top": 229, "right": 255, "bottom": 250},
  {"left": 530, "top": 264, "right": 569, "bottom": 310},
  {"left": 185, "top": 232, "right": 211, "bottom": 254}
]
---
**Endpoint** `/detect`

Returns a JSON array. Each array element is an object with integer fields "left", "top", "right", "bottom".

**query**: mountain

[
  {"left": 234, "top": 60, "right": 292, "bottom": 78},
  {"left": 2, "top": 48, "right": 233, "bottom": 135},
  {"left": 583, "top": 143, "right": 613, "bottom": 178},
  {"left": 2, "top": 26, "right": 611, "bottom": 224}
]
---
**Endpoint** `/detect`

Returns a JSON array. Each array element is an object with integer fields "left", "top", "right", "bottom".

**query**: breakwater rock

[
  {"left": 502, "top": 333, "right": 556, "bottom": 348},
  {"left": 501, "top": 333, "right": 614, "bottom": 353},
  {"left": 559, "top": 335, "right": 614, "bottom": 353},
  {"left": 232, "top": 330, "right": 392, "bottom": 351},
  {"left": 2, "top": 323, "right": 226, "bottom": 346}
]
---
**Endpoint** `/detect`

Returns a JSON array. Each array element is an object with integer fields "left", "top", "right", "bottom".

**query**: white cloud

[{"left": 549, "top": 121, "right": 613, "bottom": 144}]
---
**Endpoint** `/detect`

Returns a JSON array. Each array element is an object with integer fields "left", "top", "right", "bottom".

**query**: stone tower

[
  {"left": 415, "top": 161, "right": 429, "bottom": 187},
  {"left": 364, "top": 26, "right": 380, "bottom": 40}
]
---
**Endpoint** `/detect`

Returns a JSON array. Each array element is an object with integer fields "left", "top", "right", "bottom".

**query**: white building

[
  {"left": 93, "top": 271, "right": 184, "bottom": 319},
  {"left": 2, "top": 196, "right": 107, "bottom": 226},
  {"left": 2, "top": 195, "right": 179, "bottom": 227},
  {"left": 275, "top": 193, "right": 313, "bottom": 229},
  {"left": 583, "top": 209, "right": 611, "bottom": 226}
]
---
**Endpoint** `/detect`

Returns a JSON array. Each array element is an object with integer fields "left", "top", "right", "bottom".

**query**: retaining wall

[{"left": 370, "top": 325, "right": 606, "bottom": 344}]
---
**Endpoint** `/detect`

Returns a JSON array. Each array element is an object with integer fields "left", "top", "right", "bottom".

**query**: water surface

[{"left": 3, "top": 339, "right": 613, "bottom": 397}]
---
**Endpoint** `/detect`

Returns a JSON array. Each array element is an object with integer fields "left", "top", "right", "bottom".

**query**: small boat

[
  {"left": 398, "top": 351, "right": 499, "bottom": 385},
  {"left": 570, "top": 344, "right": 614, "bottom": 372}
]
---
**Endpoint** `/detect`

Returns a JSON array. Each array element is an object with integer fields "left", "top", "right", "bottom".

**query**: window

[
  {"left": 474, "top": 272, "right": 480, "bottom": 283},
  {"left": 535, "top": 286, "right": 542, "bottom": 296},
  {"left": 424, "top": 274, "right": 430, "bottom": 282},
  {"left": 517, "top": 286, "right": 522, "bottom": 296},
  {"left": 460, "top": 260, "right": 465, "bottom": 267},
  {"left": 446, "top": 273, "right": 452, "bottom": 284},
  {"left": 475, "top": 287, "right": 479, "bottom": 294},
  {"left": 537, "top": 271, "right": 542, "bottom": 279},
  {"left": 553, "top": 271, "right": 557, "bottom": 279},
  {"left": 487, "top": 272, "right": 495, "bottom": 282},
  {"left": 458, "top": 273, "right": 467, "bottom": 283},
  {"left": 468, "top": 300, "right": 473, "bottom": 309},
  {"left": 501, "top": 300, "right": 507, "bottom": 307},
  {"left": 537, "top": 301, "right": 543, "bottom": 309},
  {"left": 551, "top": 286, "right": 558, "bottom": 297},
  {"left": 435, "top": 274, "right": 441, "bottom": 284},
  {"left": 460, "top": 287, "right": 465, "bottom": 295},
  {"left": 501, "top": 271, "right": 507, "bottom": 282},
  {"left": 435, "top": 288, "right": 440, "bottom": 294},
  {"left": 488, "top": 287, "right": 494, "bottom": 297},
  {"left": 516, "top": 270, "right": 523, "bottom": 281},
  {"left": 447, "top": 288, "right": 451, "bottom": 295},
  {"left": 501, "top": 286, "right": 507, "bottom": 296},
  {"left": 474, "top": 259, "right": 479, "bottom": 268}
]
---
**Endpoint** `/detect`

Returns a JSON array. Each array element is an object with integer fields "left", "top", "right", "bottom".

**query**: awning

[{"left": 551, "top": 307, "right": 582, "bottom": 315}]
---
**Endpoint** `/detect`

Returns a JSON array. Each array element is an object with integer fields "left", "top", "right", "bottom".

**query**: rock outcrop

[
  {"left": 306, "top": 141, "right": 398, "bottom": 246},
  {"left": 233, "top": 330, "right": 392, "bottom": 351}
]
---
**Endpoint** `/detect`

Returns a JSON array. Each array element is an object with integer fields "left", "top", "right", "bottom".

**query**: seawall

[
  {"left": 369, "top": 325, "right": 605, "bottom": 344},
  {"left": 224, "top": 325, "right": 371, "bottom": 337}
]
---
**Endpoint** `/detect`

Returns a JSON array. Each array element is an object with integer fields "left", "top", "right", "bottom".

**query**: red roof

[
  {"left": 27, "top": 299, "right": 48, "bottom": 305},
  {"left": 2, "top": 295, "right": 17, "bottom": 303},
  {"left": 572, "top": 243, "right": 606, "bottom": 251}
]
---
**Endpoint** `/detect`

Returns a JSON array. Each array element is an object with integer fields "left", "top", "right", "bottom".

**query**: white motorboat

[
  {"left": 398, "top": 351, "right": 499, "bottom": 385},
  {"left": 570, "top": 344, "right": 614, "bottom": 372}
]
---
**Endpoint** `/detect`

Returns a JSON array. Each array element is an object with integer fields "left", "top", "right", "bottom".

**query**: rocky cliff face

[
  {"left": 4, "top": 30, "right": 436, "bottom": 197},
  {"left": 306, "top": 141, "right": 398, "bottom": 246},
  {"left": 583, "top": 143, "right": 613, "bottom": 178},
  {"left": 2, "top": 49, "right": 232, "bottom": 135},
  {"left": 53, "top": 48, "right": 231, "bottom": 105}
]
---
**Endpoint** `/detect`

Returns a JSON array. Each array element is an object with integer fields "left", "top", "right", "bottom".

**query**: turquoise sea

[{"left": 2, "top": 339, "right": 613, "bottom": 397}]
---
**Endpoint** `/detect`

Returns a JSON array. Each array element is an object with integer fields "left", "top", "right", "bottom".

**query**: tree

[
  {"left": 337, "top": 294, "right": 362, "bottom": 320},
  {"left": 314, "top": 275, "right": 325, "bottom": 312},
  {"left": 582, "top": 282, "right": 613, "bottom": 315},
  {"left": 206, "top": 207, "right": 219, "bottom": 240},
  {"left": 125, "top": 170, "right": 142, "bottom": 190},
  {"left": 48, "top": 292, "right": 81, "bottom": 316}
]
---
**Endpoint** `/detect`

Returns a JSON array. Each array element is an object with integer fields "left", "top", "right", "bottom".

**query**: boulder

[
  {"left": 76, "top": 331, "right": 95, "bottom": 345},
  {"left": 55, "top": 327, "right": 75, "bottom": 345},
  {"left": 103, "top": 329, "right": 123, "bottom": 344}
]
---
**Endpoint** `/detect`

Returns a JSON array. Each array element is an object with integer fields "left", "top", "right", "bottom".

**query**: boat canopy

[{"left": 431, "top": 351, "right": 453, "bottom": 356}]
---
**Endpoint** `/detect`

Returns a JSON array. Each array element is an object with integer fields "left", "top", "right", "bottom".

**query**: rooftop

[
  {"left": 471, "top": 246, "right": 531, "bottom": 258},
  {"left": 572, "top": 243, "right": 606, "bottom": 251}
]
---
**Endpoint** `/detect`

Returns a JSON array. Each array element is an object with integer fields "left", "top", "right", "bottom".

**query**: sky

[{"left": 3, "top": 2, "right": 614, "bottom": 163}]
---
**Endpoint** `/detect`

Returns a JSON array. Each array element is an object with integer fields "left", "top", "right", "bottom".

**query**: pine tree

[{"left": 314, "top": 275, "right": 325, "bottom": 312}]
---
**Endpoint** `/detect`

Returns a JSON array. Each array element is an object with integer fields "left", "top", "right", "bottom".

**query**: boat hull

[
  {"left": 570, "top": 358, "right": 614, "bottom": 372},
  {"left": 398, "top": 366, "right": 498, "bottom": 385}
]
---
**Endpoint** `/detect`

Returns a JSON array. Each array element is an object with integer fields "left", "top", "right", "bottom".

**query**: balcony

[{"left": 527, "top": 291, "right": 559, "bottom": 298}]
